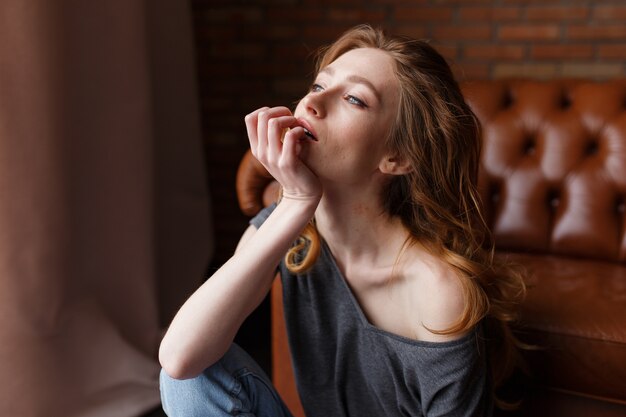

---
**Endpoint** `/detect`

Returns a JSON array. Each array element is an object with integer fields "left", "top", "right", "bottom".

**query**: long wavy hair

[{"left": 284, "top": 24, "right": 526, "bottom": 407}]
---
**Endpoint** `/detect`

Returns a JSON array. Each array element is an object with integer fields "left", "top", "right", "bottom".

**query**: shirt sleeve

[
  {"left": 249, "top": 203, "right": 277, "bottom": 230},
  {"left": 417, "top": 331, "right": 493, "bottom": 417}
]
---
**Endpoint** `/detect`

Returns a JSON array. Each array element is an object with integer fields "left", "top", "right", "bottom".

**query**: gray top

[{"left": 251, "top": 204, "right": 492, "bottom": 417}]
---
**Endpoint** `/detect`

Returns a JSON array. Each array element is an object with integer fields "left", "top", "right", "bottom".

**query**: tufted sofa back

[
  {"left": 463, "top": 80, "right": 626, "bottom": 263},
  {"left": 237, "top": 80, "right": 626, "bottom": 263}
]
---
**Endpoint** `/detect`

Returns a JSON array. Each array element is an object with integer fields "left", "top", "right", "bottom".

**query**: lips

[
  {"left": 303, "top": 128, "right": 316, "bottom": 140},
  {"left": 296, "top": 118, "right": 318, "bottom": 141}
]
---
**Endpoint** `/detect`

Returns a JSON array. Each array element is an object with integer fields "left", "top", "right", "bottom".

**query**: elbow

[
  {"left": 160, "top": 358, "right": 192, "bottom": 381},
  {"left": 159, "top": 338, "right": 201, "bottom": 380},
  {"left": 158, "top": 334, "right": 227, "bottom": 380}
]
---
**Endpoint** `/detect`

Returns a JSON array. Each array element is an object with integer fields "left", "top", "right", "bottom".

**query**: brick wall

[
  {"left": 191, "top": 0, "right": 626, "bottom": 373},
  {"left": 192, "top": 0, "right": 626, "bottom": 265}
]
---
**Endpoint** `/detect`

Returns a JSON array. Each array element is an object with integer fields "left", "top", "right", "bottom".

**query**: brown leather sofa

[{"left": 236, "top": 79, "right": 626, "bottom": 417}]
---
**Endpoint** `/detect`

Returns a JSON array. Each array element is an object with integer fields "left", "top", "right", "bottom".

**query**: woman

[{"left": 159, "top": 24, "right": 525, "bottom": 417}]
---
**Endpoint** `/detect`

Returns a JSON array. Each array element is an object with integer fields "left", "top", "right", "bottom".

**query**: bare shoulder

[{"left": 406, "top": 247, "right": 469, "bottom": 343}]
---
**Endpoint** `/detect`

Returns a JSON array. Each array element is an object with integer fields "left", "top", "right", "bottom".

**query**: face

[{"left": 294, "top": 47, "right": 400, "bottom": 187}]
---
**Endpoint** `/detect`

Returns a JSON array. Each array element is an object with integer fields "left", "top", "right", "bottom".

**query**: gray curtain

[{"left": 0, "top": 1, "right": 212, "bottom": 416}]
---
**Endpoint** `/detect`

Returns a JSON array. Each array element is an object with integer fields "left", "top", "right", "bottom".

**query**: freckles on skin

[
  {"left": 352, "top": 202, "right": 369, "bottom": 216},
  {"left": 296, "top": 48, "right": 400, "bottom": 182}
]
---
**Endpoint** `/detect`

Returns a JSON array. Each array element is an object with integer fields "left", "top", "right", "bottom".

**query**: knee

[
  {"left": 219, "top": 343, "right": 270, "bottom": 382},
  {"left": 158, "top": 345, "right": 268, "bottom": 416},
  {"left": 159, "top": 362, "right": 240, "bottom": 416},
  {"left": 159, "top": 368, "right": 187, "bottom": 415}
]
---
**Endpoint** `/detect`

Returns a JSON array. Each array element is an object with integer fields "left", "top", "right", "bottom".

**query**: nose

[{"left": 302, "top": 92, "right": 326, "bottom": 118}]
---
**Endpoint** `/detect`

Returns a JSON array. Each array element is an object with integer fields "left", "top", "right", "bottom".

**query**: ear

[{"left": 379, "top": 154, "right": 413, "bottom": 176}]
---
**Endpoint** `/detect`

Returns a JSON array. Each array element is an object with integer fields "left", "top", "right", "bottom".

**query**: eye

[
  {"left": 310, "top": 83, "right": 324, "bottom": 93},
  {"left": 345, "top": 94, "right": 367, "bottom": 108}
]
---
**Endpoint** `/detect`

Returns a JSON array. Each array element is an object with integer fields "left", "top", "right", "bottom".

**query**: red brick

[
  {"left": 464, "top": 45, "right": 525, "bottom": 60},
  {"left": 192, "top": 0, "right": 230, "bottom": 8},
  {"left": 302, "top": 0, "right": 362, "bottom": 4},
  {"left": 434, "top": 44, "right": 459, "bottom": 62},
  {"left": 303, "top": 26, "right": 352, "bottom": 41},
  {"left": 593, "top": 6, "right": 626, "bottom": 20},
  {"left": 531, "top": 44, "right": 593, "bottom": 60},
  {"left": 369, "top": 0, "right": 428, "bottom": 4},
  {"left": 458, "top": 7, "right": 521, "bottom": 21},
  {"left": 453, "top": 63, "right": 490, "bottom": 81},
  {"left": 493, "top": 63, "right": 558, "bottom": 79},
  {"left": 240, "top": 61, "right": 301, "bottom": 76},
  {"left": 568, "top": 25, "right": 626, "bottom": 40},
  {"left": 211, "top": 43, "right": 267, "bottom": 60},
  {"left": 499, "top": 24, "right": 560, "bottom": 41},
  {"left": 199, "top": 7, "right": 263, "bottom": 24},
  {"left": 210, "top": 79, "right": 269, "bottom": 94},
  {"left": 202, "top": 98, "right": 236, "bottom": 112},
  {"left": 273, "top": 45, "right": 314, "bottom": 61},
  {"left": 394, "top": 25, "right": 429, "bottom": 40},
  {"left": 273, "top": 78, "right": 309, "bottom": 96},
  {"left": 394, "top": 7, "right": 453, "bottom": 21},
  {"left": 432, "top": 0, "right": 493, "bottom": 4},
  {"left": 266, "top": 8, "right": 323, "bottom": 21},
  {"left": 562, "top": 63, "right": 623, "bottom": 79},
  {"left": 240, "top": 25, "right": 301, "bottom": 40},
  {"left": 598, "top": 44, "right": 626, "bottom": 59},
  {"left": 327, "top": 9, "right": 387, "bottom": 22},
  {"left": 433, "top": 26, "right": 492, "bottom": 41},
  {"left": 501, "top": 0, "right": 561, "bottom": 4},
  {"left": 526, "top": 6, "right": 588, "bottom": 21},
  {"left": 190, "top": 0, "right": 626, "bottom": 269}
]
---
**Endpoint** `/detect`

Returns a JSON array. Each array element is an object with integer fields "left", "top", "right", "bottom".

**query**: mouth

[
  {"left": 303, "top": 128, "right": 317, "bottom": 141},
  {"left": 297, "top": 118, "right": 318, "bottom": 141}
]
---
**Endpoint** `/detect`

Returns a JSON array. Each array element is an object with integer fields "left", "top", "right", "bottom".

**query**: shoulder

[{"left": 406, "top": 248, "right": 469, "bottom": 342}]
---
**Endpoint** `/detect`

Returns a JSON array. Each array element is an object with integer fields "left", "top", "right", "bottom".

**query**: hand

[{"left": 245, "top": 106, "right": 322, "bottom": 204}]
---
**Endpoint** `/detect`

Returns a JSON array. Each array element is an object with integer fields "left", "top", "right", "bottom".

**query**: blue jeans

[{"left": 160, "top": 344, "right": 295, "bottom": 417}]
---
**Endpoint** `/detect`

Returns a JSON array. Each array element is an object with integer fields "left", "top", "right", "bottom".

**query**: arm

[
  {"left": 159, "top": 106, "right": 321, "bottom": 379},
  {"left": 159, "top": 199, "right": 316, "bottom": 379}
]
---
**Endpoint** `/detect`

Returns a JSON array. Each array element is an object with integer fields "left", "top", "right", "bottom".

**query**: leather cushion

[
  {"left": 503, "top": 252, "right": 626, "bottom": 403},
  {"left": 463, "top": 80, "right": 626, "bottom": 263}
]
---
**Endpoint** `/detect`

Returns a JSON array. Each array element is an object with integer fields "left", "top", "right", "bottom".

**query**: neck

[{"left": 314, "top": 185, "right": 408, "bottom": 272}]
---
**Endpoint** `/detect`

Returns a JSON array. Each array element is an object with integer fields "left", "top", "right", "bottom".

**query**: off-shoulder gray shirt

[{"left": 251, "top": 204, "right": 492, "bottom": 417}]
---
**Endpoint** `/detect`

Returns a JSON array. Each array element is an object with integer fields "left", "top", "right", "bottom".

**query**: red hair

[{"left": 284, "top": 24, "right": 526, "bottom": 407}]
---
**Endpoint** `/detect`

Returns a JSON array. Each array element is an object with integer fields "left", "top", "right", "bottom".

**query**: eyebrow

[{"left": 318, "top": 67, "right": 383, "bottom": 104}]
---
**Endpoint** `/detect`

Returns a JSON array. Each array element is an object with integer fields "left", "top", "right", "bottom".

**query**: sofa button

[
  {"left": 523, "top": 139, "right": 536, "bottom": 156},
  {"left": 560, "top": 93, "right": 572, "bottom": 110},
  {"left": 547, "top": 190, "right": 560, "bottom": 209},
  {"left": 585, "top": 140, "right": 599, "bottom": 157},
  {"left": 617, "top": 196, "right": 625, "bottom": 215}
]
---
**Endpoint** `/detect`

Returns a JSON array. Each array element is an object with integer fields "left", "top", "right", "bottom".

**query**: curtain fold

[{"left": 0, "top": 1, "right": 211, "bottom": 416}]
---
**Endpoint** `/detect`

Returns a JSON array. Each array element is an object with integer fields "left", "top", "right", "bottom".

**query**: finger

[
  {"left": 267, "top": 115, "right": 298, "bottom": 156},
  {"left": 281, "top": 126, "right": 305, "bottom": 162},
  {"left": 256, "top": 110, "right": 269, "bottom": 157},
  {"left": 257, "top": 107, "right": 293, "bottom": 152},
  {"left": 244, "top": 107, "right": 269, "bottom": 151}
]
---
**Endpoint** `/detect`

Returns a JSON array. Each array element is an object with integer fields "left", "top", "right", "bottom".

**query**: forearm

[{"left": 159, "top": 198, "right": 317, "bottom": 379}]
